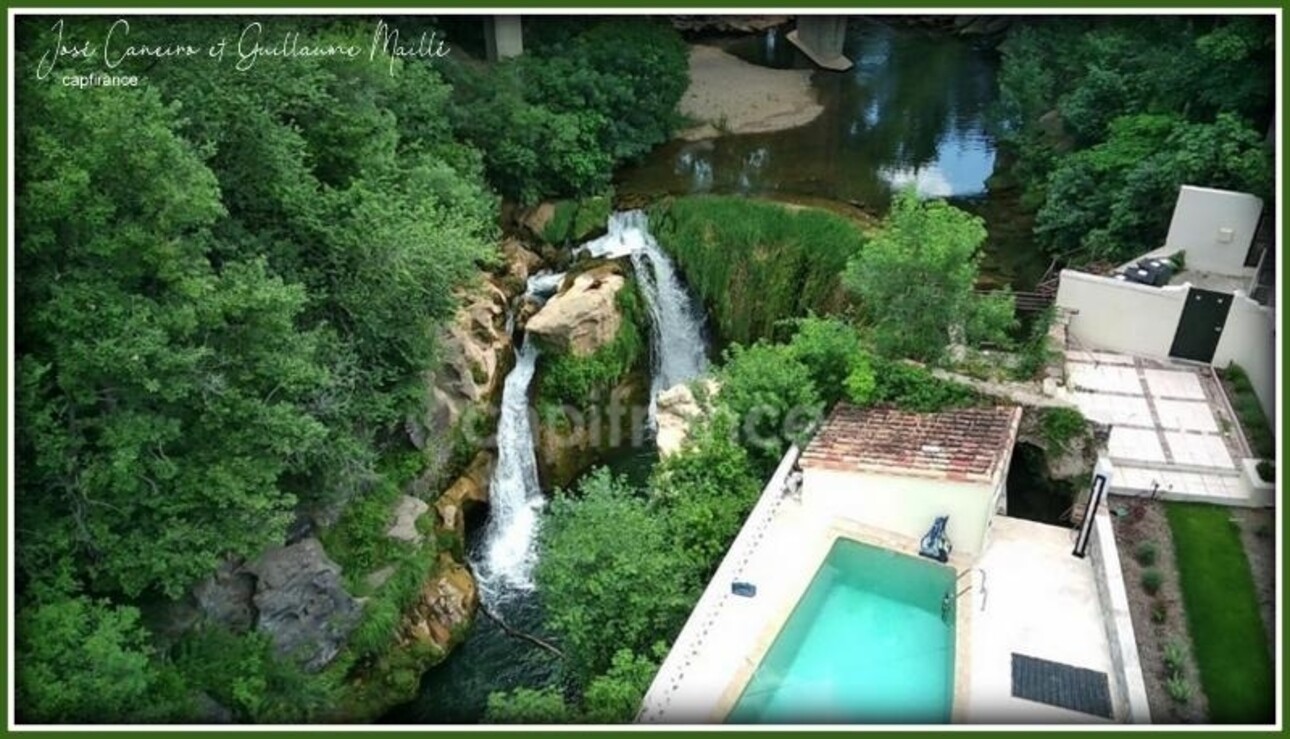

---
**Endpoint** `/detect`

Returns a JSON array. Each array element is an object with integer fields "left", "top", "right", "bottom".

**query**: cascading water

[
  {"left": 579, "top": 211, "right": 709, "bottom": 424},
  {"left": 471, "top": 272, "right": 564, "bottom": 604}
]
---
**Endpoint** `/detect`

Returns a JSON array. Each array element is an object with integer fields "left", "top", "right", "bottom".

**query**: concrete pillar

[
  {"left": 788, "top": 16, "right": 852, "bottom": 71},
  {"left": 484, "top": 15, "right": 523, "bottom": 61}
]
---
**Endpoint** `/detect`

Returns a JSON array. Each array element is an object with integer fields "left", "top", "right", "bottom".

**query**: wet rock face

[
  {"left": 524, "top": 264, "right": 626, "bottom": 357},
  {"left": 246, "top": 538, "right": 363, "bottom": 672}
]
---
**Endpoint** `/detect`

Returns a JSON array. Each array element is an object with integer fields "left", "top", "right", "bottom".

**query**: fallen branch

[{"left": 479, "top": 603, "right": 564, "bottom": 659}]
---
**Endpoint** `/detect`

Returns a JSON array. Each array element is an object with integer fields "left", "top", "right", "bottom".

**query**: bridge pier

[
  {"left": 787, "top": 16, "right": 852, "bottom": 71},
  {"left": 484, "top": 15, "right": 523, "bottom": 61}
]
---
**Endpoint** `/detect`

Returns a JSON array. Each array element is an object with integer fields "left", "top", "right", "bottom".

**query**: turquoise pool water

[{"left": 728, "top": 538, "right": 957, "bottom": 724}]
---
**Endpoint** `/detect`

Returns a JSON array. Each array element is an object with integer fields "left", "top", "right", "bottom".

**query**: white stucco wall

[
  {"left": 1163, "top": 186, "right": 1263, "bottom": 277},
  {"left": 801, "top": 468, "right": 997, "bottom": 556},
  {"left": 1056, "top": 270, "right": 1188, "bottom": 359},
  {"left": 1214, "top": 292, "right": 1276, "bottom": 422}
]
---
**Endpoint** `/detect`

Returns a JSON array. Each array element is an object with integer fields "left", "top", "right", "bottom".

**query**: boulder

[
  {"left": 192, "top": 557, "right": 257, "bottom": 633},
  {"left": 656, "top": 379, "right": 720, "bottom": 458},
  {"left": 247, "top": 538, "right": 363, "bottom": 672},
  {"left": 422, "top": 281, "right": 512, "bottom": 438},
  {"left": 525, "top": 264, "right": 626, "bottom": 357},
  {"left": 386, "top": 495, "right": 430, "bottom": 544},
  {"left": 400, "top": 554, "right": 478, "bottom": 653},
  {"left": 500, "top": 238, "right": 544, "bottom": 286}
]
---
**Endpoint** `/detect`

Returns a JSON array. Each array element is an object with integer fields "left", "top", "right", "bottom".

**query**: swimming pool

[{"left": 727, "top": 538, "right": 957, "bottom": 723}]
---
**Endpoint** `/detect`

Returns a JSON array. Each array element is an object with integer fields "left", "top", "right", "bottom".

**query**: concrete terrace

[
  {"left": 1063, "top": 349, "right": 1270, "bottom": 506},
  {"left": 639, "top": 405, "right": 1146, "bottom": 724}
]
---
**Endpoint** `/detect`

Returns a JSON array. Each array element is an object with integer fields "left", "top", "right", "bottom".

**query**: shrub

[
  {"left": 1163, "top": 640, "right": 1188, "bottom": 674},
  {"left": 1134, "top": 541, "right": 1159, "bottom": 567},
  {"left": 844, "top": 358, "right": 879, "bottom": 407},
  {"left": 484, "top": 686, "right": 571, "bottom": 723},
  {"left": 1141, "top": 568, "right": 1164, "bottom": 595},
  {"left": 784, "top": 315, "right": 866, "bottom": 405},
  {"left": 1222, "top": 363, "right": 1275, "bottom": 459},
  {"left": 1042, "top": 407, "right": 1087, "bottom": 452},
  {"left": 1256, "top": 460, "right": 1274, "bottom": 483},
  {"left": 580, "top": 648, "right": 661, "bottom": 723},
  {"left": 1166, "top": 674, "right": 1193, "bottom": 704},
  {"left": 1011, "top": 307, "right": 1058, "bottom": 381},
  {"left": 870, "top": 357, "right": 981, "bottom": 413}
]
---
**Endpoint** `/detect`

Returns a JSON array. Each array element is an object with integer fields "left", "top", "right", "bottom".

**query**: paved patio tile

[
  {"left": 1153, "top": 399, "right": 1219, "bottom": 433},
  {"left": 1163, "top": 432, "right": 1235, "bottom": 470},
  {"left": 1067, "top": 364, "right": 1143, "bottom": 395},
  {"left": 1108, "top": 427, "right": 1166, "bottom": 464},
  {"left": 1142, "top": 369, "right": 1206, "bottom": 400},
  {"left": 1071, "top": 391, "right": 1153, "bottom": 427}
]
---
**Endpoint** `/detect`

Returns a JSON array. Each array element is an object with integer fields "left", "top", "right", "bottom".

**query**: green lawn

[{"left": 1165, "top": 503, "right": 1274, "bottom": 723}]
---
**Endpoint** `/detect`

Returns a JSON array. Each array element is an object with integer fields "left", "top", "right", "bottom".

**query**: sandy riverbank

[{"left": 676, "top": 45, "right": 824, "bottom": 141}]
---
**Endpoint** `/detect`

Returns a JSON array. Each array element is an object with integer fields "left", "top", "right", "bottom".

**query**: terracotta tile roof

[{"left": 800, "top": 403, "right": 1023, "bottom": 483}]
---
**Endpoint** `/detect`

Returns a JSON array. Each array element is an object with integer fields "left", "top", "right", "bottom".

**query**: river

[
  {"left": 617, "top": 19, "right": 1048, "bottom": 290},
  {"left": 390, "top": 18, "right": 1041, "bottom": 724}
]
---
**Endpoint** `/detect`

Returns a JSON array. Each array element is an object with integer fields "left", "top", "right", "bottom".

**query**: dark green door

[{"left": 1169, "top": 288, "right": 1231, "bottom": 363}]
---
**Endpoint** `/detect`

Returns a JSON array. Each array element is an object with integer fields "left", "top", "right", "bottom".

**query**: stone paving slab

[
  {"left": 1108, "top": 427, "right": 1166, "bottom": 464},
  {"left": 1163, "top": 432, "right": 1235, "bottom": 470},
  {"left": 1141, "top": 369, "right": 1206, "bottom": 400},
  {"left": 1072, "top": 391, "right": 1153, "bottom": 428},
  {"left": 1067, "top": 364, "right": 1143, "bottom": 396},
  {"left": 1152, "top": 399, "right": 1219, "bottom": 433}
]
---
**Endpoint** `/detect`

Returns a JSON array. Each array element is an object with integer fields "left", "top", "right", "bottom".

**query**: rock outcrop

[
  {"left": 435, "top": 451, "right": 494, "bottom": 538},
  {"left": 656, "top": 379, "right": 720, "bottom": 458},
  {"left": 536, "top": 372, "right": 650, "bottom": 489},
  {"left": 192, "top": 557, "right": 257, "bottom": 633},
  {"left": 386, "top": 496, "right": 430, "bottom": 544},
  {"left": 246, "top": 538, "right": 363, "bottom": 672},
  {"left": 500, "top": 238, "right": 544, "bottom": 286},
  {"left": 400, "top": 554, "right": 479, "bottom": 652},
  {"left": 421, "top": 280, "right": 512, "bottom": 441},
  {"left": 525, "top": 264, "right": 626, "bottom": 357}
]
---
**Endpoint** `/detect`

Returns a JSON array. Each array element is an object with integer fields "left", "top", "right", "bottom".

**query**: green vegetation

[
  {"left": 1012, "top": 308, "right": 1059, "bottom": 381},
  {"left": 1256, "top": 461, "right": 1274, "bottom": 484},
  {"left": 1165, "top": 503, "right": 1273, "bottom": 722},
  {"left": 865, "top": 357, "right": 982, "bottom": 413},
  {"left": 1041, "top": 407, "right": 1088, "bottom": 453},
  {"left": 649, "top": 197, "right": 865, "bottom": 346},
  {"left": 716, "top": 342, "right": 823, "bottom": 474},
  {"left": 1140, "top": 569, "right": 1163, "bottom": 596},
  {"left": 1134, "top": 541, "right": 1159, "bottom": 567},
  {"left": 996, "top": 17, "right": 1273, "bottom": 264},
  {"left": 449, "top": 19, "right": 688, "bottom": 202},
  {"left": 843, "top": 189, "right": 1016, "bottom": 363},
  {"left": 535, "top": 277, "right": 647, "bottom": 409},
  {"left": 541, "top": 191, "right": 614, "bottom": 244},
  {"left": 484, "top": 686, "right": 572, "bottom": 723},
  {"left": 1220, "top": 363, "right": 1275, "bottom": 459}
]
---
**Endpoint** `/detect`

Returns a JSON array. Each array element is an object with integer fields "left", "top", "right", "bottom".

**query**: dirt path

[{"left": 676, "top": 45, "right": 824, "bottom": 140}]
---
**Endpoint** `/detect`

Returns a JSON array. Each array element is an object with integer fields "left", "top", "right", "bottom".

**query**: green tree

[
  {"left": 785, "top": 316, "right": 867, "bottom": 405},
  {"left": 843, "top": 190, "right": 1012, "bottom": 363},
  {"left": 651, "top": 414, "right": 762, "bottom": 570},
  {"left": 483, "top": 687, "right": 572, "bottom": 723},
  {"left": 535, "top": 470, "right": 696, "bottom": 684},
  {"left": 581, "top": 649, "right": 660, "bottom": 723},
  {"left": 16, "top": 596, "right": 186, "bottom": 723},
  {"left": 716, "top": 343, "right": 822, "bottom": 474},
  {"left": 16, "top": 81, "right": 329, "bottom": 597}
]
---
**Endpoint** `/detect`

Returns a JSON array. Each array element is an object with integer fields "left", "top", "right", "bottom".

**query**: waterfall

[
  {"left": 579, "top": 211, "right": 709, "bottom": 424},
  {"left": 472, "top": 274, "right": 561, "bottom": 604}
]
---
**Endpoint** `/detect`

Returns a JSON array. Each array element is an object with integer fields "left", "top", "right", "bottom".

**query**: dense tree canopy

[{"left": 995, "top": 16, "right": 1274, "bottom": 263}]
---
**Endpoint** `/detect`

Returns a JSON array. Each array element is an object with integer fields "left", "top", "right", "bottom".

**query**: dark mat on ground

[{"left": 1011, "top": 652, "right": 1113, "bottom": 719}]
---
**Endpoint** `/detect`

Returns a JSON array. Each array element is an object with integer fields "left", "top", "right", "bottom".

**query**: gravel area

[{"left": 1109, "top": 496, "right": 1209, "bottom": 723}]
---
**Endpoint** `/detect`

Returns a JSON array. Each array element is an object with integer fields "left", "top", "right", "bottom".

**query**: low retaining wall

[{"left": 1089, "top": 509, "right": 1153, "bottom": 724}]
